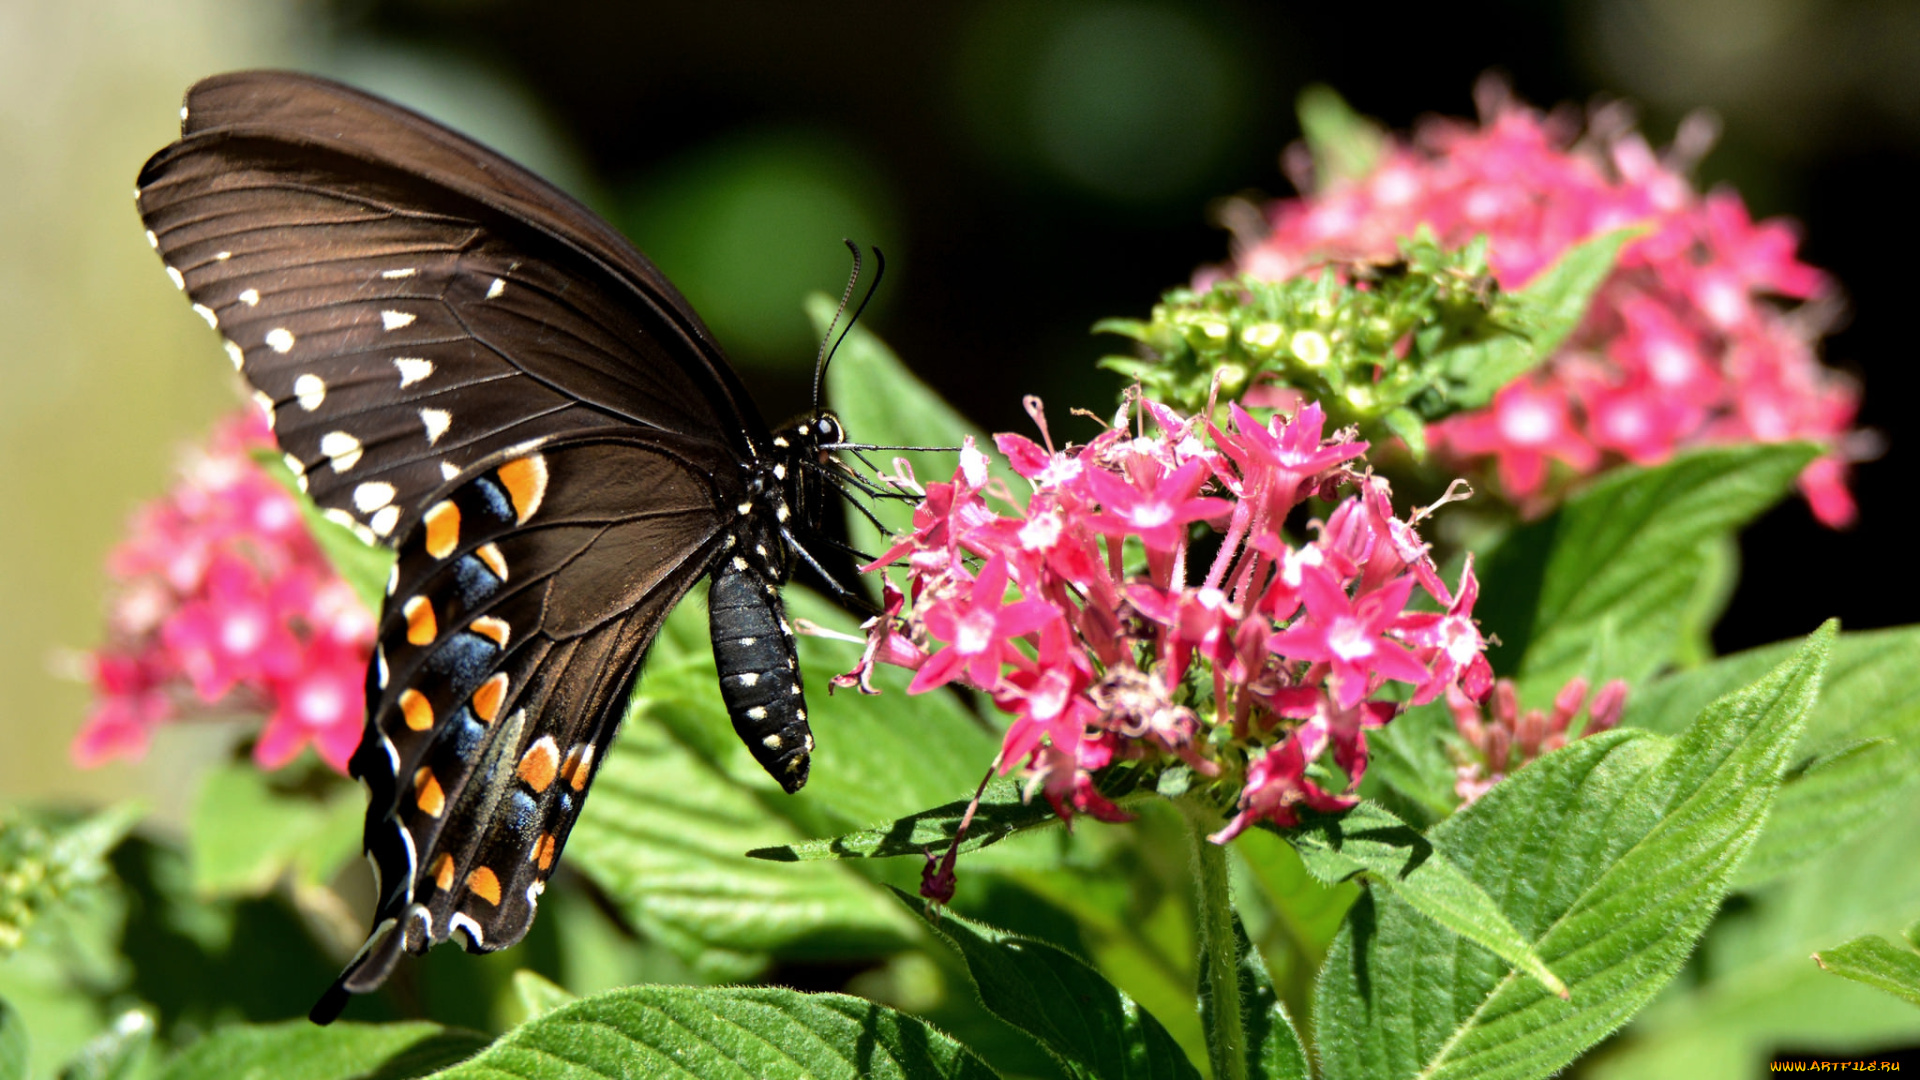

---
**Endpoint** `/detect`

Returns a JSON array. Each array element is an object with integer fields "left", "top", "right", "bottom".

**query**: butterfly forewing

[{"left": 138, "top": 72, "right": 757, "bottom": 542}]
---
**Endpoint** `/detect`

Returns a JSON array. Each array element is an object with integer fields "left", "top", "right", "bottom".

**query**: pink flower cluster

[
  {"left": 76, "top": 413, "right": 374, "bottom": 773},
  {"left": 1225, "top": 81, "right": 1864, "bottom": 526},
  {"left": 843, "top": 397, "right": 1493, "bottom": 842},
  {"left": 1447, "top": 675, "right": 1627, "bottom": 805}
]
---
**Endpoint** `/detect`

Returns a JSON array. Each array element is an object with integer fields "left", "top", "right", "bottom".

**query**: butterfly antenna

[
  {"left": 813, "top": 242, "right": 887, "bottom": 413},
  {"left": 813, "top": 241, "right": 863, "bottom": 414}
]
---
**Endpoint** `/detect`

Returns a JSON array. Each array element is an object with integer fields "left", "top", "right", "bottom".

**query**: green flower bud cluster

[
  {"left": 1097, "top": 233, "right": 1521, "bottom": 458},
  {"left": 0, "top": 806, "right": 136, "bottom": 952}
]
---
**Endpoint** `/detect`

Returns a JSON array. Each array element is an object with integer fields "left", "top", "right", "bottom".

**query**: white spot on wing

[
  {"left": 252, "top": 391, "right": 275, "bottom": 430},
  {"left": 380, "top": 310, "right": 416, "bottom": 331},
  {"left": 165, "top": 266, "right": 184, "bottom": 290},
  {"left": 420, "top": 408, "right": 451, "bottom": 445},
  {"left": 265, "top": 328, "right": 295, "bottom": 353},
  {"left": 376, "top": 646, "right": 389, "bottom": 689},
  {"left": 382, "top": 268, "right": 417, "bottom": 279},
  {"left": 393, "top": 357, "right": 434, "bottom": 387},
  {"left": 215, "top": 250, "right": 231, "bottom": 261},
  {"left": 370, "top": 505, "right": 401, "bottom": 537},
  {"left": 354, "top": 481, "right": 397, "bottom": 513},
  {"left": 323, "top": 507, "right": 358, "bottom": 532},
  {"left": 486, "top": 277, "right": 505, "bottom": 299},
  {"left": 293, "top": 374, "right": 326, "bottom": 411},
  {"left": 192, "top": 304, "right": 217, "bottom": 328},
  {"left": 440, "top": 461, "right": 461, "bottom": 481},
  {"left": 747, "top": 706, "right": 767, "bottom": 720},
  {"left": 449, "top": 913, "right": 484, "bottom": 949},
  {"left": 386, "top": 563, "right": 399, "bottom": 597},
  {"left": 238, "top": 288, "right": 259, "bottom": 306},
  {"left": 283, "top": 453, "right": 304, "bottom": 477},
  {"left": 320, "top": 431, "right": 363, "bottom": 472},
  {"left": 396, "top": 823, "right": 418, "bottom": 904},
  {"left": 144, "top": 229, "right": 158, "bottom": 249},
  {"left": 224, "top": 340, "right": 244, "bottom": 370}
]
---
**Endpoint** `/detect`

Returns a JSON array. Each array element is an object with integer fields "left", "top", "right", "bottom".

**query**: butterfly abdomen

[{"left": 708, "top": 556, "right": 812, "bottom": 792}]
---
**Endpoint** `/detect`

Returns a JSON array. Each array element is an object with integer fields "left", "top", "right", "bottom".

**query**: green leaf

[
  {"left": 1814, "top": 934, "right": 1920, "bottom": 1009},
  {"left": 1592, "top": 790, "right": 1920, "bottom": 1076},
  {"left": 508, "top": 971, "right": 575, "bottom": 1023},
  {"left": 56, "top": 1011, "right": 152, "bottom": 1080},
  {"left": 749, "top": 775, "right": 1055, "bottom": 862},
  {"left": 1625, "top": 625, "right": 1920, "bottom": 889},
  {"left": 1314, "top": 621, "right": 1833, "bottom": 1080},
  {"left": 253, "top": 451, "right": 394, "bottom": 614},
  {"left": 430, "top": 985, "right": 997, "bottom": 1080},
  {"left": 1734, "top": 736, "right": 1907, "bottom": 889},
  {"left": 1296, "top": 84, "right": 1385, "bottom": 186},
  {"left": 188, "top": 764, "right": 359, "bottom": 896},
  {"left": 1279, "top": 801, "right": 1567, "bottom": 1000},
  {"left": 0, "top": 997, "right": 26, "bottom": 1080},
  {"left": 155, "top": 1021, "right": 487, "bottom": 1080},
  {"left": 564, "top": 673, "right": 914, "bottom": 979},
  {"left": 895, "top": 886, "right": 1202, "bottom": 1080},
  {"left": 1438, "top": 228, "right": 1637, "bottom": 413},
  {"left": 1477, "top": 442, "right": 1818, "bottom": 693}
]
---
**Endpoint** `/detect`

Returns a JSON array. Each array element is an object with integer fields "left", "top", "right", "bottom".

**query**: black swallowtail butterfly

[{"left": 136, "top": 71, "right": 873, "bottom": 1023}]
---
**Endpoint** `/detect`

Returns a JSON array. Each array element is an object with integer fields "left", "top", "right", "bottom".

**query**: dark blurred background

[{"left": 4, "top": 0, "right": 1916, "bottom": 807}]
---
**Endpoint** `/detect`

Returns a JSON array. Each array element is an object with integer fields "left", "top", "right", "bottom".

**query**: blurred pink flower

[
  {"left": 76, "top": 413, "right": 374, "bottom": 773},
  {"left": 1226, "top": 80, "right": 1865, "bottom": 525}
]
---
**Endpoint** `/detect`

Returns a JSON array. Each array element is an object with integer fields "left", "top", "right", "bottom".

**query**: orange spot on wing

[
  {"left": 516, "top": 736, "right": 559, "bottom": 792},
  {"left": 432, "top": 852, "right": 456, "bottom": 891},
  {"left": 560, "top": 743, "right": 595, "bottom": 791},
  {"left": 423, "top": 500, "right": 461, "bottom": 559},
  {"left": 466, "top": 866, "right": 501, "bottom": 906},
  {"left": 497, "top": 455, "right": 548, "bottom": 523},
  {"left": 472, "top": 673, "right": 508, "bottom": 723},
  {"left": 534, "top": 832, "right": 556, "bottom": 871},
  {"left": 475, "top": 542, "right": 508, "bottom": 580},
  {"left": 413, "top": 767, "right": 445, "bottom": 818},
  {"left": 404, "top": 596, "right": 437, "bottom": 645},
  {"left": 399, "top": 688, "right": 433, "bottom": 732},
  {"left": 470, "top": 616, "right": 510, "bottom": 648}
]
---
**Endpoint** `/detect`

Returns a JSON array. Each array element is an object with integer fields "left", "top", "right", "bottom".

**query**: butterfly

[{"left": 136, "top": 70, "right": 880, "bottom": 1023}]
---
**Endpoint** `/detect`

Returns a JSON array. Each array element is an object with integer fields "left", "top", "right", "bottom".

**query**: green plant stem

[{"left": 1179, "top": 796, "right": 1247, "bottom": 1080}]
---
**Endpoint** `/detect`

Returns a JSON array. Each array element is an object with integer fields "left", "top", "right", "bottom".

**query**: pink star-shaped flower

[
  {"left": 910, "top": 554, "right": 1056, "bottom": 694},
  {"left": 1267, "top": 565, "right": 1428, "bottom": 709}
]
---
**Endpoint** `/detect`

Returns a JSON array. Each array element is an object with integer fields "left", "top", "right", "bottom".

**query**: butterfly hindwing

[{"left": 321, "top": 437, "right": 728, "bottom": 1012}]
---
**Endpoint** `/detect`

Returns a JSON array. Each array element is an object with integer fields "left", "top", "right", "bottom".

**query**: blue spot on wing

[
  {"left": 506, "top": 790, "right": 539, "bottom": 842},
  {"left": 469, "top": 476, "right": 514, "bottom": 524},
  {"left": 435, "top": 706, "right": 487, "bottom": 763},
  {"left": 450, "top": 554, "right": 503, "bottom": 610},
  {"left": 425, "top": 632, "right": 497, "bottom": 698}
]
